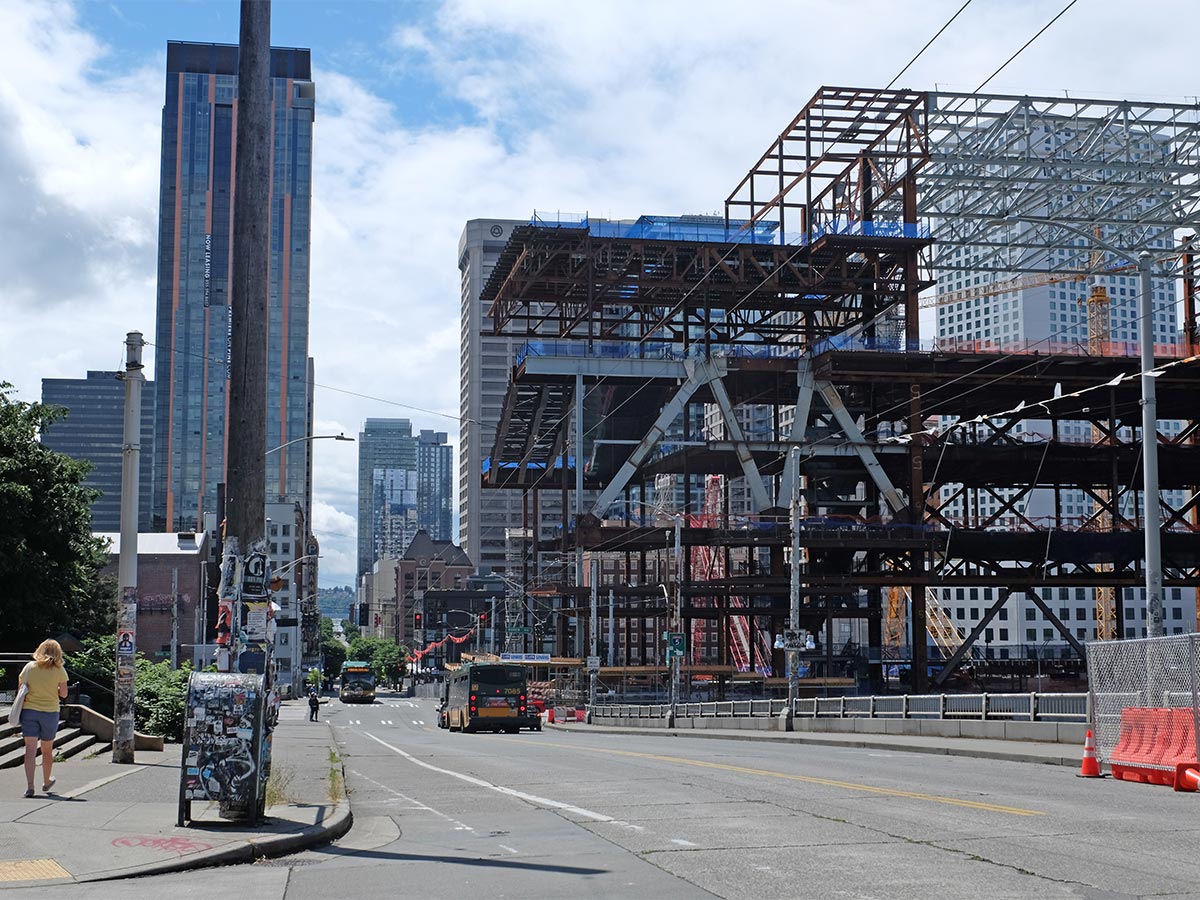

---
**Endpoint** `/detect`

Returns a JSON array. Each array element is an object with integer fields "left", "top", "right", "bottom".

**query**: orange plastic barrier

[{"left": 1109, "top": 707, "right": 1200, "bottom": 788}]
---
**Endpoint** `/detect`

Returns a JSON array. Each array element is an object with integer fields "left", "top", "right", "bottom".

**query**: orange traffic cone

[
  {"left": 1077, "top": 729, "right": 1102, "bottom": 778},
  {"left": 1174, "top": 763, "right": 1200, "bottom": 793}
]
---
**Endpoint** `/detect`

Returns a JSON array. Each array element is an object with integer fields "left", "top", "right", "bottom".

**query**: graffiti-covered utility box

[{"left": 177, "top": 672, "right": 268, "bottom": 825}]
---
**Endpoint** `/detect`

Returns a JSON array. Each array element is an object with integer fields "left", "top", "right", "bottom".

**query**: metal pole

[
  {"left": 674, "top": 517, "right": 682, "bottom": 704},
  {"left": 171, "top": 567, "right": 179, "bottom": 669},
  {"left": 575, "top": 373, "right": 585, "bottom": 660},
  {"left": 489, "top": 597, "right": 496, "bottom": 654},
  {"left": 607, "top": 588, "right": 615, "bottom": 667},
  {"left": 590, "top": 558, "right": 599, "bottom": 708},
  {"left": 1139, "top": 251, "right": 1165, "bottom": 637},
  {"left": 114, "top": 331, "right": 144, "bottom": 764},
  {"left": 788, "top": 446, "right": 801, "bottom": 715}
]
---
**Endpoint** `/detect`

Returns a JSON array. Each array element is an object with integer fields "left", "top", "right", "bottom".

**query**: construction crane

[
  {"left": 1086, "top": 226, "right": 1118, "bottom": 640},
  {"left": 884, "top": 586, "right": 972, "bottom": 660}
]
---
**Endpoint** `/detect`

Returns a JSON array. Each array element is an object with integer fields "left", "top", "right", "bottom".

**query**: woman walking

[{"left": 18, "top": 640, "right": 69, "bottom": 798}]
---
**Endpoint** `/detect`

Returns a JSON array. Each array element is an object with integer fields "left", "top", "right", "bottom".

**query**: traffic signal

[
  {"left": 414, "top": 612, "right": 423, "bottom": 628},
  {"left": 478, "top": 611, "right": 487, "bottom": 625}
]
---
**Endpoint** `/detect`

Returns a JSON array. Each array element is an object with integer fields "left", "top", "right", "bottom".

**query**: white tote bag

[{"left": 7, "top": 683, "right": 28, "bottom": 725}]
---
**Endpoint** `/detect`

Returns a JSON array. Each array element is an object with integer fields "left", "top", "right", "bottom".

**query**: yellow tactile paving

[{"left": 0, "top": 858, "right": 72, "bottom": 883}]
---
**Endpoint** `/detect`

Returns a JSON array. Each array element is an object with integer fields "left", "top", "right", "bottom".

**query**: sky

[{"left": 2, "top": 0, "right": 1198, "bottom": 588}]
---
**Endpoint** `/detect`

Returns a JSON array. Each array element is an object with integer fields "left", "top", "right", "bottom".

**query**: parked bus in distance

[
  {"left": 445, "top": 662, "right": 540, "bottom": 733},
  {"left": 339, "top": 661, "right": 376, "bottom": 703}
]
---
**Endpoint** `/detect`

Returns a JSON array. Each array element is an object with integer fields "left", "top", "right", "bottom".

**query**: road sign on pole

[{"left": 587, "top": 655, "right": 601, "bottom": 672}]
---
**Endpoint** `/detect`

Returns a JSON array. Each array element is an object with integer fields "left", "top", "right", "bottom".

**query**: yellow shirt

[{"left": 20, "top": 662, "right": 68, "bottom": 713}]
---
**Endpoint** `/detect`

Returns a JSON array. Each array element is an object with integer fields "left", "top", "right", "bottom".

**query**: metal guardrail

[{"left": 591, "top": 692, "right": 1088, "bottom": 723}]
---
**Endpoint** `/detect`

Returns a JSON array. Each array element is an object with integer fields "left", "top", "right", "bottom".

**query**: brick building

[{"left": 96, "top": 531, "right": 209, "bottom": 667}]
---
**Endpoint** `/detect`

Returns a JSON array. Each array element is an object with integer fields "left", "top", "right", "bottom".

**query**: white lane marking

[
  {"left": 363, "top": 731, "right": 615, "bottom": 823},
  {"left": 382, "top": 720, "right": 393, "bottom": 725},
  {"left": 498, "top": 844, "right": 520, "bottom": 855},
  {"left": 671, "top": 838, "right": 697, "bottom": 847},
  {"left": 351, "top": 770, "right": 474, "bottom": 832},
  {"left": 412, "top": 719, "right": 425, "bottom": 726}
]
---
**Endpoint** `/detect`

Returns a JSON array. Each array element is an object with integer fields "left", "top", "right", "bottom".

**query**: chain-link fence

[{"left": 1087, "top": 634, "right": 1200, "bottom": 772}]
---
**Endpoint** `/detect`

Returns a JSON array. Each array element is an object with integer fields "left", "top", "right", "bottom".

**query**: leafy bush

[
  {"left": 135, "top": 658, "right": 191, "bottom": 742},
  {"left": 67, "top": 634, "right": 191, "bottom": 740}
]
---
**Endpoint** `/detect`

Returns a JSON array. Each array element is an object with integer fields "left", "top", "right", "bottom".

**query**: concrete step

[{"left": 0, "top": 725, "right": 95, "bottom": 769}]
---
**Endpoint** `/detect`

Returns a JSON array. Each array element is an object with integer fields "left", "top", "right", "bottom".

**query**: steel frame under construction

[{"left": 479, "top": 86, "right": 1200, "bottom": 694}]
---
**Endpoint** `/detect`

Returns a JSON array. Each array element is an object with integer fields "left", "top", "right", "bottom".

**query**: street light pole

[
  {"left": 264, "top": 432, "right": 354, "bottom": 455},
  {"left": 1137, "top": 251, "right": 1165, "bottom": 637},
  {"left": 788, "top": 446, "right": 801, "bottom": 717}
]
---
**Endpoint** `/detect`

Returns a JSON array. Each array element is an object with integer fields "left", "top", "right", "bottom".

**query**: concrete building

[
  {"left": 458, "top": 219, "right": 560, "bottom": 576},
  {"left": 95, "top": 531, "right": 209, "bottom": 667},
  {"left": 357, "top": 419, "right": 453, "bottom": 579},
  {"left": 265, "top": 500, "right": 310, "bottom": 696},
  {"left": 41, "top": 371, "right": 155, "bottom": 532},
  {"left": 150, "top": 41, "right": 316, "bottom": 533}
]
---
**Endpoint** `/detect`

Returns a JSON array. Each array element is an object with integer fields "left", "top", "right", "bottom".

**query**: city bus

[
  {"left": 339, "top": 661, "right": 377, "bottom": 703},
  {"left": 445, "top": 662, "right": 540, "bottom": 733}
]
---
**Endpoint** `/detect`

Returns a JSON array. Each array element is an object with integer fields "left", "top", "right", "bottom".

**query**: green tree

[
  {"left": 346, "top": 636, "right": 407, "bottom": 686},
  {"left": 342, "top": 621, "right": 361, "bottom": 643},
  {"left": 321, "top": 637, "right": 346, "bottom": 681},
  {"left": 0, "top": 385, "right": 116, "bottom": 648}
]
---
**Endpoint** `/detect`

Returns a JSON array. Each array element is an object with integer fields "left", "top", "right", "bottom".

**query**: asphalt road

[{"left": 22, "top": 689, "right": 1200, "bottom": 899}]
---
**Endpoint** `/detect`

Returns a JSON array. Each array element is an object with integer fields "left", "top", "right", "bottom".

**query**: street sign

[
  {"left": 783, "top": 629, "right": 804, "bottom": 651},
  {"left": 667, "top": 633, "right": 686, "bottom": 654},
  {"left": 587, "top": 655, "right": 601, "bottom": 672},
  {"left": 500, "top": 653, "right": 551, "bottom": 663},
  {"left": 509, "top": 626, "right": 532, "bottom": 635}
]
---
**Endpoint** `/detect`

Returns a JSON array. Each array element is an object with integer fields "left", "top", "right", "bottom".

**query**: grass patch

[
  {"left": 265, "top": 763, "right": 296, "bottom": 807},
  {"left": 327, "top": 749, "right": 344, "bottom": 804}
]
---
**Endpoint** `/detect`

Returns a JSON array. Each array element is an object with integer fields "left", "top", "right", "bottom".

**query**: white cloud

[{"left": 4, "top": 0, "right": 1199, "bottom": 588}]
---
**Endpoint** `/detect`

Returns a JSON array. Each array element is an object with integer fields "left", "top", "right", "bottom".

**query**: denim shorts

[{"left": 19, "top": 709, "right": 60, "bottom": 741}]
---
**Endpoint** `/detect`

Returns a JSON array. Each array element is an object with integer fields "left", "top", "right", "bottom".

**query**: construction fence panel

[{"left": 1086, "top": 634, "right": 1200, "bottom": 765}]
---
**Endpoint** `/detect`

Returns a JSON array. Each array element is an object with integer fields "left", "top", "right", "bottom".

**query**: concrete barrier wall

[{"left": 590, "top": 712, "right": 1086, "bottom": 744}]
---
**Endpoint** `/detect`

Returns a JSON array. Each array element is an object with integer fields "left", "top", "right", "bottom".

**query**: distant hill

[{"left": 318, "top": 586, "right": 354, "bottom": 619}]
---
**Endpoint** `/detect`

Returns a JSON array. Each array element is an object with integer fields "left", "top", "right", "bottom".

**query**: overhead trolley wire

[{"left": 885, "top": 0, "right": 974, "bottom": 90}]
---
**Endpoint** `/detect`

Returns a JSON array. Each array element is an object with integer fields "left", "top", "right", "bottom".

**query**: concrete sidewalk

[
  {"left": 547, "top": 719, "right": 1084, "bottom": 768},
  {"left": 0, "top": 702, "right": 350, "bottom": 887}
]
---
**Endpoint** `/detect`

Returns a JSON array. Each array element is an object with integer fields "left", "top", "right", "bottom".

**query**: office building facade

[
  {"left": 459, "top": 219, "right": 569, "bottom": 575},
  {"left": 151, "top": 41, "right": 315, "bottom": 532},
  {"left": 41, "top": 371, "right": 155, "bottom": 532}
]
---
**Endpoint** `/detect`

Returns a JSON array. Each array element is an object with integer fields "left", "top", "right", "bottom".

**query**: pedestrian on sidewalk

[
  {"left": 18, "top": 639, "right": 69, "bottom": 798},
  {"left": 308, "top": 689, "right": 320, "bottom": 722}
]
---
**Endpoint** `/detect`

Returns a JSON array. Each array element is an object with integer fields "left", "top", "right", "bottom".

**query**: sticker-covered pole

[{"left": 114, "top": 331, "right": 145, "bottom": 764}]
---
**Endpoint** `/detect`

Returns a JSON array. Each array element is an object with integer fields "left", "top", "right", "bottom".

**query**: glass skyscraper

[
  {"left": 357, "top": 419, "right": 453, "bottom": 578},
  {"left": 151, "top": 42, "right": 315, "bottom": 531},
  {"left": 41, "top": 371, "right": 155, "bottom": 532}
]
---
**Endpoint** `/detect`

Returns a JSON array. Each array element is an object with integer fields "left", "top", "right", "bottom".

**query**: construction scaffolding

[{"left": 479, "top": 86, "right": 1200, "bottom": 695}]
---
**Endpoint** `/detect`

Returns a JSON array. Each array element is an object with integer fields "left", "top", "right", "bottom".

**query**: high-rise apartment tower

[{"left": 151, "top": 41, "right": 315, "bottom": 531}]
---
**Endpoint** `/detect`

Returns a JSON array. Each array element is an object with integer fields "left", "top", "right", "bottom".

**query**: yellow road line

[{"left": 514, "top": 738, "right": 1044, "bottom": 817}]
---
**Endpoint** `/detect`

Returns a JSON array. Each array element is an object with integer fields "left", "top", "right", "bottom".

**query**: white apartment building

[{"left": 932, "top": 136, "right": 1196, "bottom": 655}]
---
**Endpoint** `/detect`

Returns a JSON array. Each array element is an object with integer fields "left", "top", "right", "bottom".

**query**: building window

[
  {"left": 999, "top": 628, "right": 1009, "bottom": 641},
  {"left": 998, "top": 608, "right": 1008, "bottom": 621}
]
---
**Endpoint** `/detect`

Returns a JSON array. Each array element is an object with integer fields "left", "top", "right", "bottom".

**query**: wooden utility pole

[{"left": 225, "top": 0, "right": 271, "bottom": 550}]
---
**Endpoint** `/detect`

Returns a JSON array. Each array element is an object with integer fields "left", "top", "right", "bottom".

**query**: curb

[
  {"left": 546, "top": 722, "right": 1078, "bottom": 768},
  {"left": 76, "top": 803, "right": 353, "bottom": 883},
  {"left": 76, "top": 720, "right": 354, "bottom": 883}
]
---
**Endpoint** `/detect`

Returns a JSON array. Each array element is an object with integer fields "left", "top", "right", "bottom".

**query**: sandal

[
  {"left": 24, "top": 788, "right": 34, "bottom": 798},
  {"left": 42, "top": 777, "right": 56, "bottom": 793}
]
